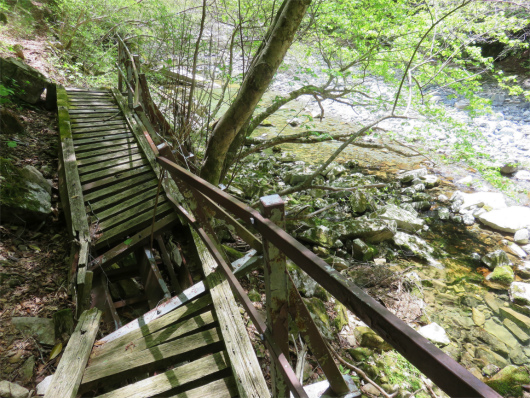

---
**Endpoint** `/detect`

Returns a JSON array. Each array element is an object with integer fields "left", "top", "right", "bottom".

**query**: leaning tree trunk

[{"left": 200, "top": 0, "right": 312, "bottom": 185}]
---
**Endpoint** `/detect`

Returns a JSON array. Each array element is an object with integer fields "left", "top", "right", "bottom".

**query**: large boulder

[
  {"left": 478, "top": 206, "right": 530, "bottom": 233},
  {"left": 0, "top": 57, "right": 49, "bottom": 104},
  {"left": 452, "top": 191, "right": 506, "bottom": 213},
  {"left": 0, "top": 381, "right": 31, "bottom": 398},
  {"left": 0, "top": 163, "right": 52, "bottom": 225},
  {"left": 392, "top": 232, "right": 441, "bottom": 267},
  {"left": 336, "top": 218, "right": 397, "bottom": 243},
  {"left": 369, "top": 204, "right": 424, "bottom": 233},
  {"left": 485, "top": 365, "right": 530, "bottom": 397}
]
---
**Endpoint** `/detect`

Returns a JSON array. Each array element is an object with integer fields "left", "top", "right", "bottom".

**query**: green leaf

[
  {"left": 50, "top": 342, "right": 63, "bottom": 360},
  {"left": 7, "top": 141, "right": 17, "bottom": 148},
  {"left": 124, "top": 238, "right": 132, "bottom": 245},
  {"left": 28, "top": 245, "right": 41, "bottom": 252}
]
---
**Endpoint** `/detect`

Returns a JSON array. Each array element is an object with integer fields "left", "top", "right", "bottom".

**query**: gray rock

[
  {"left": 516, "top": 262, "right": 530, "bottom": 279},
  {"left": 369, "top": 204, "right": 424, "bottom": 233},
  {"left": 505, "top": 242, "right": 527, "bottom": 259},
  {"left": 36, "top": 375, "right": 53, "bottom": 396},
  {"left": 476, "top": 346, "right": 508, "bottom": 368},
  {"left": 392, "top": 232, "right": 441, "bottom": 267},
  {"left": 19, "top": 355, "right": 34, "bottom": 383},
  {"left": 498, "top": 127, "right": 517, "bottom": 136},
  {"left": 418, "top": 322, "right": 450, "bottom": 345},
  {"left": 486, "top": 265, "right": 514, "bottom": 285},
  {"left": 484, "top": 318, "right": 519, "bottom": 349},
  {"left": 438, "top": 207, "right": 450, "bottom": 220},
  {"left": 481, "top": 250, "right": 510, "bottom": 270},
  {"left": 420, "top": 174, "right": 439, "bottom": 188},
  {"left": 0, "top": 381, "right": 30, "bottom": 398},
  {"left": 349, "top": 191, "right": 370, "bottom": 214},
  {"left": 510, "top": 282, "right": 530, "bottom": 306},
  {"left": 397, "top": 168, "right": 427, "bottom": 183},
  {"left": 299, "top": 225, "right": 336, "bottom": 248},
  {"left": 336, "top": 218, "right": 397, "bottom": 243},
  {"left": 437, "top": 194, "right": 449, "bottom": 202},
  {"left": 515, "top": 170, "right": 530, "bottom": 180},
  {"left": 0, "top": 57, "right": 49, "bottom": 104},
  {"left": 500, "top": 161, "right": 520, "bottom": 174},
  {"left": 478, "top": 206, "right": 530, "bottom": 233},
  {"left": 491, "top": 93, "right": 505, "bottom": 106},
  {"left": 503, "top": 318, "right": 530, "bottom": 344},
  {"left": 453, "top": 191, "right": 506, "bottom": 213},
  {"left": 11, "top": 317, "right": 55, "bottom": 345},
  {"left": 455, "top": 99, "right": 470, "bottom": 109},
  {"left": 462, "top": 213, "right": 475, "bottom": 225},
  {"left": 352, "top": 239, "right": 375, "bottom": 261},
  {"left": 514, "top": 229, "right": 530, "bottom": 245}
]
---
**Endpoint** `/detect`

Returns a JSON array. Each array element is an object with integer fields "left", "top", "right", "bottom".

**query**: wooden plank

[
  {"left": 86, "top": 179, "right": 159, "bottom": 212},
  {"left": 96, "top": 196, "right": 166, "bottom": 230},
  {"left": 57, "top": 86, "right": 91, "bottom": 243},
  {"left": 71, "top": 122, "right": 128, "bottom": 132},
  {"left": 66, "top": 88, "right": 111, "bottom": 93},
  {"left": 77, "top": 148, "right": 140, "bottom": 166},
  {"left": 81, "top": 327, "right": 222, "bottom": 386},
  {"left": 69, "top": 113, "right": 122, "bottom": 120},
  {"left": 72, "top": 129, "right": 130, "bottom": 139},
  {"left": 76, "top": 143, "right": 138, "bottom": 160},
  {"left": 113, "top": 294, "right": 147, "bottom": 309},
  {"left": 156, "top": 235, "right": 181, "bottom": 294},
  {"left": 81, "top": 166, "right": 152, "bottom": 193},
  {"left": 165, "top": 377, "right": 238, "bottom": 398},
  {"left": 78, "top": 153, "right": 143, "bottom": 176},
  {"left": 44, "top": 308, "right": 101, "bottom": 398},
  {"left": 94, "top": 202, "right": 173, "bottom": 248},
  {"left": 93, "top": 352, "right": 232, "bottom": 398},
  {"left": 94, "top": 282, "right": 207, "bottom": 348},
  {"left": 68, "top": 101, "right": 117, "bottom": 106},
  {"left": 88, "top": 212, "right": 179, "bottom": 272},
  {"left": 74, "top": 136, "right": 136, "bottom": 151},
  {"left": 101, "top": 274, "right": 122, "bottom": 330},
  {"left": 83, "top": 174, "right": 155, "bottom": 203},
  {"left": 69, "top": 107, "right": 120, "bottom": 114},
  {"left": 141, "top": 247, "right": 171, "bottom": 308},
  {"left": 192, "top": 230, "right": 270, "bottom": 398}
]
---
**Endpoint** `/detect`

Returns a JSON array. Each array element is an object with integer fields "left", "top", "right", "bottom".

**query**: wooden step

[
  {"left": 81, "top": 167, "right": 154, "bottom": 194},
  {"left": 76, "top": 146, "right": 140, "bottom": 164},
  {"left": 89, "top": 184, "right": 159, "bottom": 220},
  {"left": 80, "top": 159, "right": 150, "bottom": 184},
  {"left": 74, "top": 136, "right": 136, "bottom": 151},
  {"left": 83, "top": 173, "right": 155, "bottom": 202},
  {"left": 77, "top": 153, "right": 145, "bottom": 175}
]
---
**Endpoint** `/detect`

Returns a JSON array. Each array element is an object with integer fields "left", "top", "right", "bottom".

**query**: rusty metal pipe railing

[{"left": 156, "top": 156, "right": 501, "bottom": 398}]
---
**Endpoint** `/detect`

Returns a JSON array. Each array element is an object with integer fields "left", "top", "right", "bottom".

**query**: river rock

[
  {"left": 352, "top": 239, "right": 376, "bottom": 261},
  {"left": 336, "top": 218, "right": 397, "bottom": 243},
  {"left": 514, "top": 229, "right": 530, "bottom": 244},
  {"left": 504, "top": 242, "right": 527, "bottom": 259},
  {"left": 417, "top": 322, "right": 450, "bottom": 345},
  {"left": 452, "top": 191, "right": 506, "bottom": 213},
  {"left": 299, "top": 225, "right": 336, "bottom": 248},
  {"left": 0, "top": 57, "right": 49, "bottom": 104},
  {"left": 478, "top": 206, "right": 530, "bottom": 233},
  {"left": 354, "top": 326, "right": 392, "bottom": 350},
  {"left": 11, "top": 317, "right": 55, "bottom": 345},
  {"left": 349, "top": 191, "right": 370, "bottom": 214},
  {"left": 481, "top": 250, "right": 510, "bottom": 270},
  {"left": 516, "top": 262, "right": 530, "bottom": 279},
  {"left": 500, "top": 161, "right": 520, "bottom": 175},
  {"left": 392, "top": 232, "right": 440, "bottom": 267},
  {"left": 420, "top": 174, "right": 439, "bottom": 188},
  {"left": 324, "top": 255, "right": 348, "bottom": 271},
  {"left": 455, "top": 99, "right": 470, "bottom": 109},
  {"left": 397, "top": 168, "right": 427, "bottom": 183},
  {"left": 369, "top": 204, "right": 424, "bottom": 233},
  {"left": 472, "top": 307, "right": 486, "bottom": 327},
  {"left": 475, "top": 346, "right": 508, "bottom": 368},
  {"left": 485, "top": 365, "right": 530, "bottom": 397},
  {"left": 510, "top": 282, "right": 530, "bottom": 306},
  {"left": 503, "top": 318, "right": 530, "bottom": 344},
  {"left": 499, "top": 307, "right": 530, "bottom": 332},
  {"left": 484, "top": 319, "right": 518, "bottom": 349},
  {"left": 0, "top": 381, "right": 31, "bottom": 398},
  {"left": 462, "top": 213, "right": 475, "bottom": 226},
  {"left": 486, "top": 265, "right": 514, "bottom": 286}
]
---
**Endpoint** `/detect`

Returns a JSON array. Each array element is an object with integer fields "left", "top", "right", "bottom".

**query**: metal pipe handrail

[{"left": 156, "top": 156, "right": 501, "bottom": 398}]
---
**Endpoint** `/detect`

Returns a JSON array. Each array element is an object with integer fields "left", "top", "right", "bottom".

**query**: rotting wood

[
  {"left": 156, "top": 235, "right": 181, "bottom": 293},
  {"left": 70, "top": 112, "right": 122, "bottom": 119},
  {"left": 82, "top": 327, "right": 222, "bottom": 387},
  {"left": 71, "top": 121, "right": 128, "bottom": 131},
  {"left": 77, "top": 153, "right": 145, "bottom": 175},
  {"left": 80, "top": 159, "right": 150, "bottom": 183},
  {"left": 75, "top": 137, "right": 136, "bottom": 152},
  {"left": 101, "top": 274, "right": 122, "bottom": 330},
  {"left": 93, "top": 351, "right": 231, "bottom": 398},
  {"left": 82, "top": 166, "right": 152, "bottom": 193},
  {"left": 88, "top": 182, "right": 158, "bottom": 216},
  {"left": 97, "top": 196, "right": 167, "bottom": 231},
  {"left": 44, "top": 308, "right": 101, "bottom": 398},
  {"left": 164, "top": 376, "right": 237, "bottom": 398},
  {"left": 192, "top": 230, "right": 270, "bottom": 398},
  {"left": 95, "top": 282, "right": 207, "bottom": 345},
  {"left": 140, "top": 247, "right": 171, "bottom": 308},
  {"left": 90, "top": 306, "right": 214, "bottom": 364},
  {"left": 75, "top": 144, "right": 138, "bottom": 160},
  {"left": 76, "top": 148, "right": 140, "bottom": 167},
  {"left": 72, "top": 128, "right": 130, "bottom": 138},
  {"left": 113, "top": 294, "right": 147, "bottom": 309},
  {"left": 88, "top": 212, "right": 178, "bottom": 272}
]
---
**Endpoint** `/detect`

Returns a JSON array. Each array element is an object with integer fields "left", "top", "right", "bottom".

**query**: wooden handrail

[{"left": 156, "top": 155, "right": 502, "bottom": 398}]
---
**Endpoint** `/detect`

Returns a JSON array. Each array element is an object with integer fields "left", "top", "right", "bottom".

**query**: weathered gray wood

[
  {"left": 89, "top": 212, "right": 179, "bottom": 272},
  {"left": 97, "top": 196, "right": 167, "bottom": 231},
  {"left": 72, "top": 129, "right": 130, "bottom": 140},
  {"left": 77, "top": 145, "right": 140, "bottom": 166},
  {"left": 192, "top": 230, "right": 270, "bottom": 398},
  {"left": 87, "top": 179, "right": 158, "bottom": 212},
  {"left": 156, "top": 235, "right": 181, "bottom": 293},
  {"left": 78, "top": 153, "right": 144, "bottom": 175},
  {"left": 165, "top": 377, "right": 238, "bottom": 398},
  {"left": 80, "top": 158, "right": 149, "bottom": 183},
  {"left": 75, "top": 143, "right": 138, "bottom": 159},
  {"left": 84, "top": 174, "right": 156, "bottom": 203},
  {"left": 94, "top": 202, "right": 173, "bottom": 248},
  {"left": 82, "top": 166, "right": 151, "bottom": 193},
  {"left": 94, "top": 352, "right": 231, "bottom": 398},
  {"left": 91, "top": 310, "right": 215, "bottom": 365},
  {"left": 95, "top": 282, "right": 207, "bottom": 346},
  {"left": 82, "top": 327, "right": 221, "bottom": 386},
  {"left": 71, "top": 122, "right": 127, "bottom": 132},
  {"left": 68, "top": 101, "right": 117, "bottom": 106},
  {"left": 69, "top": 107, "right": 120, "bottom": 113},
  {"left": 70, "top": 112, "right": 121, "bottom": 119},
  {"left": 101, "top": 274, "right": 122, "bottom": 330},
  {"left": 141, "top": 247, "right": 171, "bottom": 308},
  {"left": 76, "top": 270, "right": 93, "bottom": 318},
  {"left": 66, "top": 88, "right": 111, "bottom": 93},
  {"left": 44, "top": 308, "right": 101, "bottom": 398},
  {"left": 75, "top": 136, "right": 136, "bottom": 152}
]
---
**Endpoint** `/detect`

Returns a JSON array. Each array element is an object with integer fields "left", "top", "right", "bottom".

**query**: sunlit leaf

[
  {"left": 50, "top": 342, "right": 63, "bottom": 360},
  {"left": 7, "top": 141, "right": 17, "bottom": 148}
]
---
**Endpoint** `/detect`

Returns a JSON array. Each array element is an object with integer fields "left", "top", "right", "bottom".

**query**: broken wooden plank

[
  {"left": 93, "top": 352, "right": 232, "bottom": 398},
  {"left": 44, "top": 308, "right": 101, "bottom": 398},
  {"left": 71, "top": 122, "right": 128, "bottom": 132},
  {"left": 75, "top": 143, "right": 138, "bottom": 159},
  {"left": 69, "top": 107, "right": 120, "bottom": 114},
  {"left": 88, "top": 212, "right": 178, "bottom": 272},
  {"left": 76, "top": 149, "right": 140, "bottom": 167},
  {"left": 74, "top": 136, "right": 136, "bottom": 152},
  {"left": 93, "top": 202, "right": 173, "bottom": 249},
  {"left": 97, "top": 196, "right": 166, "bottom": 231},
  {"left": 82, "top": 327, "right": 222, "bottom": 387},
  {"left": 192, "top": 230, "right": 270, "bottom": 398},
  {"left": 101, "top": 274, "right": 122, "bottom": 330},
  {"left": 156, "top": 235, "right": 181, "bottom": 294},
  {"left": 140, "top": 247, "right": 171, "bottom": 308},
  {"left": 91, "top": 308, "right": 215, "bottom": 366},
  {"left": 70, "top": 112, "right": 122, "bottom": 120}
]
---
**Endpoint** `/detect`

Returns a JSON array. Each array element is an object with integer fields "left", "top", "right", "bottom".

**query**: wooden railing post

[
  {"left": 260, "top": 194, "right": 289, "bottom": 398},
  {"left": 126, "top": 57, "right": 133, "bottom": 109},
  {"left": 118, "top": 41, "right": 123, "bottom": 93}
]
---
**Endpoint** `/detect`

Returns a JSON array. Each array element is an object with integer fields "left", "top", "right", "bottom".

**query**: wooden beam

[{"left": 44, "top": 308, "right": 101, "bottom": 398}]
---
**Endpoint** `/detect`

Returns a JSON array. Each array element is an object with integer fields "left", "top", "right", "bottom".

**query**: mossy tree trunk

[{"left": 200, "top": 0, "right": 312, "bottom": 185}]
